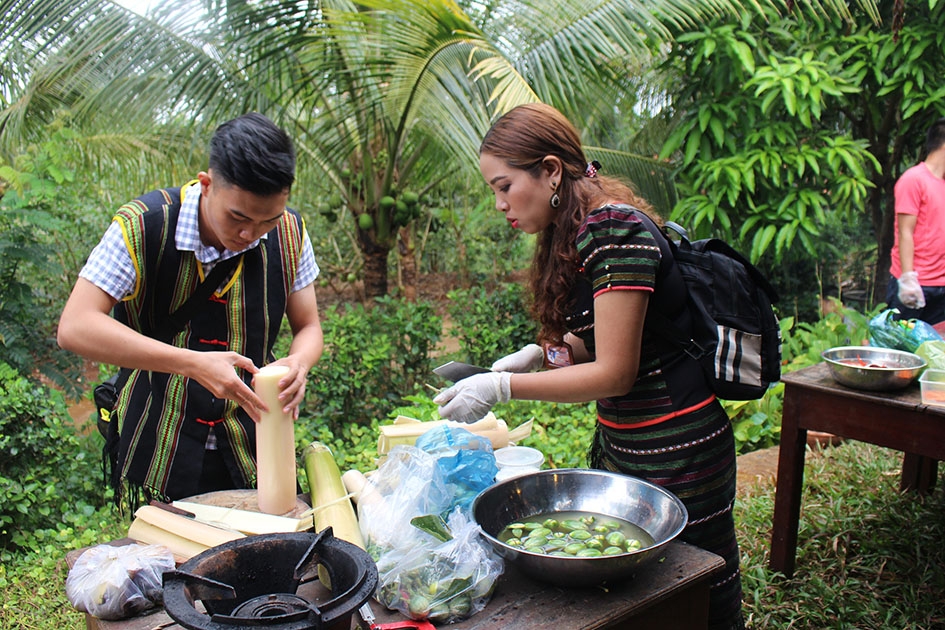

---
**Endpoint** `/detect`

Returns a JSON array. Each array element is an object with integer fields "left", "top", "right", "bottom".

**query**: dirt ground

[{"left": 314, "top": 271, "right": 521, "bottom": 312}]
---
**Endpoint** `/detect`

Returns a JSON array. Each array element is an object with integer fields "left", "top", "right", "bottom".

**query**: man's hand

[
  {"left": 188, "top": 351, "right": 265, "bottom": 421},
  {"left": 434, "top": 371, "right": 511, "bottom": 424},
  {"left": 491, "top": 344, "right": 544, "bottom": 373},
  {"left": 898, "top": 271, "right": 926, "bottom": 309}
]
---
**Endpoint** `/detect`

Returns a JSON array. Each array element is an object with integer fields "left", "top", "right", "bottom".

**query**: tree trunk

[
  {"left": 358, "top": 229, "right": 390, "bottom": 300},
  {"left": 872, "top": 180, "right": 895, "bottom": 309},
  {"left": 398, "top": 227, "right": 417, "bottom": 302},
  {"left": 866, "top": 117, "right": 910, "bottom": 309}
]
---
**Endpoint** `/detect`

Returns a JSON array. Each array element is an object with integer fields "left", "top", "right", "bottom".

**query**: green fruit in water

[
  {"left": 379, "top": 195, "right": 396, "bottom": 210},
  {"left": 358, "top": 213, "right": 374, "bottom": 230},
  {"left": 401, "top": 190, "right": 419, "bottom": 206}
]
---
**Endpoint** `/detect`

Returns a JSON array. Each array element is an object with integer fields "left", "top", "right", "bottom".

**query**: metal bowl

[
  {"left": 472, "top": 468, "right": 687, "bottom": 587},
  {"left": 822, "top": 346, "right": 927, "bottom": 391}
]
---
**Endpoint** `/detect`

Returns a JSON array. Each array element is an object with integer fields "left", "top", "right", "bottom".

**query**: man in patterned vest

[{"left": 58, "top": 113, "right": 324, "bottom": 504}]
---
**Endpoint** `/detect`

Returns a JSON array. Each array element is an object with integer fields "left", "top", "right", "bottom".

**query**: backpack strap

[{"left": 631, "top": 210, "right": 708, "bottom": 359}]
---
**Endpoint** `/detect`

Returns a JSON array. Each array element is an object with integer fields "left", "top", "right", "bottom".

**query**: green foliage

[
  {"left": 0, "top": 363, "right": 109, "bottom": 553},
  {"left": 297, "top": 297, "right": 442, "bottom": 437},
  {"left": 445, "top": 282, "right": 538, "bottom": 367},
  {"left": 299, "top": 419, "right": 384, "bottom": 484},
  {"left": 662, "top": 12, "right": 880, "bottom": 264},
  {"left": 781, "top": 299, "right": 874, "bottom": 371},
  {"left": 0, "top": 126, "right": 96, "bottom": 396},
  {"left": 507, "top": 400, "right": 596, "bottom": 469}
]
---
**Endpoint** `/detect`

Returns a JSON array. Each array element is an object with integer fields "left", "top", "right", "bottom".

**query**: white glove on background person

[
  {"left": 491, "top": 344, "right": 544, "bottom": 373},
  {"left": 434, "top": 371, "right": 512, "bottom": 424},
  {"left": 898, "top": 271, "right": 926, "bottom": 309}
]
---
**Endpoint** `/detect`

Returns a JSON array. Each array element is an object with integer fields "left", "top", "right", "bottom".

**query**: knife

[{"left": 433, "top": 361, "right": 490, "bottom": 382}]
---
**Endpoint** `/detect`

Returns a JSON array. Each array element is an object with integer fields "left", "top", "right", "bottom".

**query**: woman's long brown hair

[{"left": 480, "top": 103, "right": 654, "bottom": 343}]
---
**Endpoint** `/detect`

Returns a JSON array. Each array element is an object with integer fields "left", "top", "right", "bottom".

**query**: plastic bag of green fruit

[
  {"left": 359, "top": 439, "right": 503, "bottom": 623},
  {"left": 372, "top": 508, "right": 502, "bottom": 623},
  {"left": 868, "top": 309, "right": 942, "bottom": 352}
]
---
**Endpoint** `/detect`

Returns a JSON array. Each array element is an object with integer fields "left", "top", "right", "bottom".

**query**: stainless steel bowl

[
  {"left": 822, "top": 346, "right": 926, "bottom": 391},
  {"left": 472, "top": 468, "right": 687, "bottom": 586}
]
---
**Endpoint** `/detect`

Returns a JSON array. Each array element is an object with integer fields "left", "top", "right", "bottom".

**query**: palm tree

[{"left": 2, "top": 0, "right": 871, "bottom": 298}]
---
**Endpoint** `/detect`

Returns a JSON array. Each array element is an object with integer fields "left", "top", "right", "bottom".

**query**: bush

[
  {"left": 0, "top": 363, "right": 108, "bottom": 553},
  {"left": 445, "top": 282, "right": 537, "bottom": 367},
  {"left": 298, "top": 297, "right": 442, "bottom": 438}
]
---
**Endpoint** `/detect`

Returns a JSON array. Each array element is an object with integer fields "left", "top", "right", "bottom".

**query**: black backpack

[{"left": 644, "top": 216, "right": 782, "bottom": 400}]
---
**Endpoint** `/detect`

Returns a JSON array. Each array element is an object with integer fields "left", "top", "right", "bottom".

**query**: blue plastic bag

[
  {"left": 415, "top": 425, "right": 498, "bottom": 514},
  {"left": 868, "top": 309, "right": 942, "bottom": 352}
]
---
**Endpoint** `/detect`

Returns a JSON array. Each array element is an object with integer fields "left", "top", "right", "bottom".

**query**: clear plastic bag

[
  {"left": 359, "top": 429, "right": 503, "bottom": 623},
  {"left": 868, "top": 309, "right": 942, "bottom": 352},
  {"left": 373, "top": 508, "right": 503, "bottom": 624},
  {"left": 916, "top": 340, "right": 945, "bottom": 370},
  {"left": 65, "top": 543, "right": 174, "bottom": 620}
]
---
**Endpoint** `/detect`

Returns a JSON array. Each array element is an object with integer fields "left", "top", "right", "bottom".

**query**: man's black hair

[
  {"left": 924, "top": 117, "right": 945, "bottom": 156},
  {"left": 208, "top": 113, "right": 295, "bottom": 196}
]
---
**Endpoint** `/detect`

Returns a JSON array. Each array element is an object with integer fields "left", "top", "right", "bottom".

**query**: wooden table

[
  {"left": 770, "top": 363, "right": 944, "bottom": 578},
  {"left": 68, "top": 539, "right": 723, "bottom": 629}
]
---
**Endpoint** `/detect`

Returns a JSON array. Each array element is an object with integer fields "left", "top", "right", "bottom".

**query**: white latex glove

[
  {"left": 434, "top": 371, "right": 512, "bottom": 424},
  {"left": 491, "top": 344, "right": 544, "bottom": 373},
  {"left": 898, "top": 271, "right": 926, "bottom": 309}
]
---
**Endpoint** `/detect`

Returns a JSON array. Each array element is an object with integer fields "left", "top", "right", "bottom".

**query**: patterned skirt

[{"left": 589, "top": 398, "right": 745, "bottom": 630}]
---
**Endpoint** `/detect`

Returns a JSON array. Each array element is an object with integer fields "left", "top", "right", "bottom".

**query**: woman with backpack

[{"left": 434, "top": 102, "right": 745, "bottom": 630}]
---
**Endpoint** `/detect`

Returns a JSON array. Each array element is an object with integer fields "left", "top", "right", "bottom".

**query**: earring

[{"left": 550, "top": 182, "right": 560, "bottom": 208}]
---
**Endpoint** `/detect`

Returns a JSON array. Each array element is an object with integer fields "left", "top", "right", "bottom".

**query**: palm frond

[{"left": 587, "top": 146, "right": 678, "bottom": 216}]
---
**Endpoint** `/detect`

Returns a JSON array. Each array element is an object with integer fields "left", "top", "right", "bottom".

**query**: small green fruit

[
  {"left": 401, "top": 190, "right": 419, "bottom": 206},
  {"left": 358, "top": 213, "right": 375, "bottom": 230},
  {"left": 328, "top": 192, "right": 343, "bottom": 208},
  {"left": 379, "top": 195, "right": 396, "bottom": 210}
]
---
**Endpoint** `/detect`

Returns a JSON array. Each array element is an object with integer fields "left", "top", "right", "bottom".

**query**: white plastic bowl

[{"left": 494, "top": 446, "right": 544, "bottom": 481}]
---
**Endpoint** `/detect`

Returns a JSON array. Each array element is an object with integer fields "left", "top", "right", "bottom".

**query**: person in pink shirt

[{"left": 887, "top": 118, "right": 945, "bottom": 325}]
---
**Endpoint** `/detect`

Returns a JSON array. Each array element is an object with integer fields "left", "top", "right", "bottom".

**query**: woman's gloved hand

[
  {"left": 491, "top": 344, "right": 544, "bottom": 373},
  {"left": 898, "top": 271, "right": 926, "bottom": 309},
  {"left": 434, "top": 371, "right": 512, "bottom": 424}
]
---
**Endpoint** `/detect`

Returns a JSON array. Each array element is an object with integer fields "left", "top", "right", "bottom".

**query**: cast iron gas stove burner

[{"left": 162, "top": 529, "right": 377, "bottom": 630}]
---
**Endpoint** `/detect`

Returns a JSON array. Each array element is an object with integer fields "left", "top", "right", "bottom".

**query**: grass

[
  {"left": 2, "top": 441, "right": 942, "bottom": 629},
  {"left": 737, "top": 441, "right": 945, "bottom": 629}
]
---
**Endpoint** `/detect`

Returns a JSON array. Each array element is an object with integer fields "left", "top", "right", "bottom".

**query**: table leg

[
  {"left": 769, "top": 386, "right": 807, "bottom": 578},
  {"left": 900, "top": 454, "right": 939, "bottom": 494}
]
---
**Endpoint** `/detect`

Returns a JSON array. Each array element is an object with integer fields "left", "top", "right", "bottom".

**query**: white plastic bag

[{"left": 65, "top": 543, "right": 174, "bottom": 620}]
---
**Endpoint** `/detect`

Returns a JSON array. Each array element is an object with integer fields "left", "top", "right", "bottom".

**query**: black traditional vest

[{"left": 111, "top": 186, "right": 304, "bottom": 502}]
